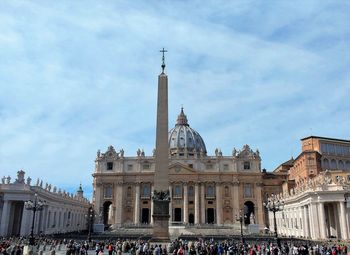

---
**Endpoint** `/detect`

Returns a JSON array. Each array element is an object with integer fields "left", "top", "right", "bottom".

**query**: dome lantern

[{"left": 176, "top": 107, "right": 189, "bottom": 126}]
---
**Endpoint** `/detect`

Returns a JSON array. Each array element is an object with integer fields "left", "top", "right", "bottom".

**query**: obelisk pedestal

[{"left": 151, "top": 50, "right": 170, "bottom": 242}]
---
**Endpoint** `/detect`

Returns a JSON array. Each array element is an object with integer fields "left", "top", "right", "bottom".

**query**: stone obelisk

[{"left": 152, "top": 48, "right": 170, "bottom": 241}]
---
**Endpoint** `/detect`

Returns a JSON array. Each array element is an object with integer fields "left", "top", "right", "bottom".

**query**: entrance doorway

[
  {"left": 207, "top": 208, "right": 215, "bottom": 224},
  {"left": 189, "top": 213, "right": 194, "bottom": 224},
  {"left": 174, "top": 208, "right": 182, "bottom": 222},
  {"left": 141, "top": 208, "right": 149, "bottom": 224},
  {"left": 244, "top": 201, "right": 255, "bottom": 224},
  {"left": 103, "top": 201, "right": 112, "bottom": 225}
]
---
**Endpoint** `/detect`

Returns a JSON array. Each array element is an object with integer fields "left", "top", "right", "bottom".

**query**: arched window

[
  {"left": 244, "top": 161, "right": 251, "bottom": 170},
  {"left": 345, "top": 161, "right": 350, "bottom": 171},
  {"left": 188, "top": 186, "right": 194, "bottom": 196},
  {"left": 330, "top": 159, "right": 337, "bottom": 169},
  {"left": 174, "top": 185, "right": 182, "bottom": 197},
  {"left": 142, "top": 185, "right": 150, "bottom": 197},
  {"left": 207, "top": 185, "right": 214, "bottom": 196},
  {"left": 323, "top": 158, "right": 330, "bottom": 169}
]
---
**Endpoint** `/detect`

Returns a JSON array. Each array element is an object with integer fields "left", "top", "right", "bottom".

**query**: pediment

[{"left": 169, "top": 162, "right": 196, "bottom": 174}]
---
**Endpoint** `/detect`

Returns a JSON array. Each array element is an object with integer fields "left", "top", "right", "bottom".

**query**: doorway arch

[
  {"left": 244, "top": 201, "right": 255, "bottom": 224},
  {"left": 103, "top": 201, "right": 113, "bottom": 225}
]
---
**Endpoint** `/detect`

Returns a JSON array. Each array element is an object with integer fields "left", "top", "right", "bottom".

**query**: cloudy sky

[{"left": 1, "top": 0, "right": 349, "bottom": 199}]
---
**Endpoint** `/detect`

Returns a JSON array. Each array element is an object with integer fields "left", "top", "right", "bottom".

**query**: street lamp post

[
  {"left": 235, "top": 209, "right": 246, "bottom": 253},
  {"left": 85, "top": 208, "right": 95, "bottom": 242},
  {"left": 24, "top": 193, "right": 45, "bottom": 246},
  {"left": 264, "top": 193, "right": 284, "bottom": 250}
]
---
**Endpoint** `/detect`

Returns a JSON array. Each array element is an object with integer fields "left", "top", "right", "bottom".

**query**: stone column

[
  {"left": 298, "top": 207, "right": 303, "bottom": 237},
  {"left": 183, "top": 184, "right": 188, "bottom": 224},
  {"left": 255, "top": 183, "right": 263, "bottom": 226},
  {"left": 232, "top": 181, "right": 240, "bottom": 217},
  {"left": 168, "top": 184, "right": 172, "bottom": 224},
  {"left": 309, "top": 203, "right": 319, "bottom": 239},
  {"left": 339, "top": 201, "right": 348, "bottom": 240},
  {"left": 216, "top": 184, "right": 222, "bottom": 225},
  {"left": 40, "top": 206, "right": 48, "bottom": 234},
  {"left": 0, "top": 200, "right": 10, "bottom": 236},
  {"left": 115, "top": 183, "right": 123, "bottom": 227},
  {"left": 194, "top": 183, "right": 199, "bottom": 224},
  {"left": 94, "top": 183, "right": 102, "bottom": 217},
  {"left": 201, "top": 183, "right": 206, "bottom": 224},
  {"left": 307, "top": 205, "right": 313, "bottom": 238},
  {"left": 151, "top": 185, "right": 154, "bottom": 225},
  {"left": 20, "top": 205, "right": 30, "bottom": 236},
  {"left": 134, "top": 183, "right": 140, "bottom": 225},
  {"left": 302, "top": 206, "right": 309, "bottom": 238},
  {"left": 318, "top": 202, "right": 327, "bottom": 239}
]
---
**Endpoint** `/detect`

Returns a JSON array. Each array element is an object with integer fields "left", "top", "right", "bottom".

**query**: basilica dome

[{"left": 168, "top": 108, "right": 207, "bottom": 156}]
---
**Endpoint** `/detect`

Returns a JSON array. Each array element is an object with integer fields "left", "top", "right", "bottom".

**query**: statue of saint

[{"left": 250, "top": 213, "right": 255, "bottom": 224}]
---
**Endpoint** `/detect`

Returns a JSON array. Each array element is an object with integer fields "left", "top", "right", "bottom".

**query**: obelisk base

[{"left": 151, "top": 200, "right": 170, "bottom": 242}]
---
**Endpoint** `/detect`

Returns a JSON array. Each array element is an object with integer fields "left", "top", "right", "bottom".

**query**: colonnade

[
  {"left": 0, "top": 198, "right": 89, "bottom": 236},
  {"left": 98, "top": 181, "right": 264, "bottom": 227},
  {"left": 273, "top": 200, "right": 349, "bottom": 240}
]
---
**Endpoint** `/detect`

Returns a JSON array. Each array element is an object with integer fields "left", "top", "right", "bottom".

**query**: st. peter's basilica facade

[{"left": 92, "top": 108, "right": 285, "bottom": 231}]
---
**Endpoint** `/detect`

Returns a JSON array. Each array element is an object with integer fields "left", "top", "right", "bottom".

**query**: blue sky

[{"left": 1, "top": 0, "right": 349, "bottom": 199}]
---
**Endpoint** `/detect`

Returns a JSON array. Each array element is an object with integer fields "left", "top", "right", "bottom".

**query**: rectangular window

[
  {"left": 142, "top": 164, "right": 150, "bottom": 170},
  {"left": 107, "top": 162, "right": 113, "bottom": 170},
  {"left": 320, "top": 143, "right": 327, "bottom": 154},
  {"left": 206, "top": 164, "right": 213, "bottom": 170},
  {"left": 244, "top": 184, "right": 252, "bottom": 198},
  {"left": 141, "top": 184, "right": 151, "bottom": 198},
  {"left": 223, "top": 164, "right": 229, "bottom": 171},
  {"left": 174, "top": 185, "right": 182, "bottom": 198},
  {"left": 188, "top": 164, "right": 193, "bottom": 168},
  {"left": 127, "top": 164, "right": 133, "bottom": 171},
  {"left": 104, "top": 186, "right": 113, "bottom": 198},
  {"left": 244, "top": 161, "right": 250, "bottom": 170}
]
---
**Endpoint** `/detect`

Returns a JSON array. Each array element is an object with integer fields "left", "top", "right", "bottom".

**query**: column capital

[{"left": 232, "top": 181, "right": 240, "bottom": 186}]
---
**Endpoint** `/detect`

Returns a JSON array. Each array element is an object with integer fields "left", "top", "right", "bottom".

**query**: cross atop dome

[{"left": 176, "top": 107, "right": 189, "bottom": 126}]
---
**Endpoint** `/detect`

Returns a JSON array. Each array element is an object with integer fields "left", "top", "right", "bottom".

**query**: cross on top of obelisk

[{"left": 160, "top": 48, "right": 167, "bottom": 74}]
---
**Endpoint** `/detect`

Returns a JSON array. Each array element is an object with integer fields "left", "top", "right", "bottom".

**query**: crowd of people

[{"left": 1, "top": 236, "right": 350, "bottom": 255}]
